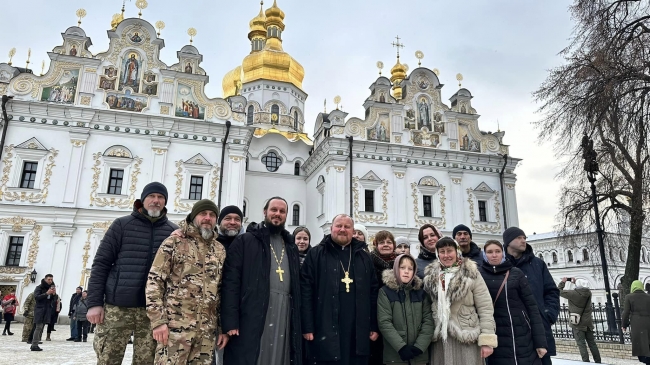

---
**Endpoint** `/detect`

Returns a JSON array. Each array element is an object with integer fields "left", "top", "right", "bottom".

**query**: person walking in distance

[
  {"left": 45, "top": 284, "right": 61, "bottom": 341},
  {"left": 66, "top": 286, "right": 82, "bottom": 341},
  {"left": 73, "top": 291, "right": 90, "bottom": 342},
  {"left": 1, "top": 290, "right": 17, "bottom": 335},
  {"left": 622, "top": 280, "right": 650, "bottom": 365},
  {"left": 21, "top": 292, "right": 35, "bottom": 342},
  {"left": 147, "top": 200, "right": 228, "bottom": 364},
  {"left": 558, "top": 277, "right": 601, "bottom": 363},
  {"left": 86, "top": 182, "right": 177, "bottom": 365},
  {"left": 30, "top": 274, "right": 56, "bottom": 351},
  {"left": 503, "top": 227, "right": 560, "bottom": 365}
]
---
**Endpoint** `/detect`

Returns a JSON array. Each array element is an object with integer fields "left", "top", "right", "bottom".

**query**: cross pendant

[
  {"left": 276, "top": 266, "right": 284, "bottom": 282},
  {"left": 341, "top": 271, "right": 354, "bottom": 292}
]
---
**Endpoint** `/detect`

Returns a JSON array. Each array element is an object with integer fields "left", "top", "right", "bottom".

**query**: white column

[
  {"left": 63, "top": 133, "right": 89, "bottom": 204},
  {"left": 448, "top": 172, "right": 464, "bottom": 228},
  {"left": 504, "top": 178, "right": 519, "bottom": 228},
  {"left": 327, "top": 161, "right": 347, "bottom": 219},
  {"left": 391, "top": 166, "right": 408, "bottom": 227},
  {"left": 150, "top": 139, "right": 170, "bottom": 183},
  {"left": 223, "top": 147, "right": 246, "bottom": 207},
  {"left": 49, "top": 229, "right": 74, "bottom": 294}
]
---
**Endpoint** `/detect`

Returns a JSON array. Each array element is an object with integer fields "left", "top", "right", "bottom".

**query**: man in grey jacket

[{"left": 559, "top": 278, "right": 601, "bottom": 363}]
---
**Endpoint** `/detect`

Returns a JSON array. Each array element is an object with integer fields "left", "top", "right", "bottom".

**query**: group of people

[{"left": 6, "top": 180, "right": 648, "bottom": 365}]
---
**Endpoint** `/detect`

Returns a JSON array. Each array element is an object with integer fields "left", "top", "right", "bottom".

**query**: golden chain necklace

[
  {"left": 340, "top": 244, "right": 354, "bottom": 292},
  {"left": 269, "top": 241, "right": 286, "bottom": 281}
]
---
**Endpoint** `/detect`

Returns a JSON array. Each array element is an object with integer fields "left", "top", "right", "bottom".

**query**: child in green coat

[{"left": 377, "top": 254, "right": 434, "bottom": 364}]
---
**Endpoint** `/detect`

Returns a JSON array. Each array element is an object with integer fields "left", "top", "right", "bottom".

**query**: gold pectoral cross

[
  {"left": 276, "top": 266, "right": 284, "bottom": 282},
  {"left": 341, "top": 271, "right": 354, "bottom": 292}
]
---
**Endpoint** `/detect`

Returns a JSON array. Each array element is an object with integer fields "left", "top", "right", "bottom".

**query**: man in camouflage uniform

[
  {"left": 147, "top": 199, "right": 228, "bottom": 365},
  {"left": 21, "top": 292, "right": 35, "bottom": 342}
]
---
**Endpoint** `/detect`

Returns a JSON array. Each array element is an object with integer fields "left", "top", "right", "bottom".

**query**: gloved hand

[
  {"left": 409, "top": 345, "right": 423, "bottom": 357},
  {"left": 398, "top": 345, "right": 414, "bottom": 361}
]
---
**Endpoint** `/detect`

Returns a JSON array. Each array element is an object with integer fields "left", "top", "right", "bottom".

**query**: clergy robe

[
  {"left": 301, "top": 235, "right": 379, "bottom": 365},
  {"left": 221, "top": 222, "right": 303, "bottom": 365}
]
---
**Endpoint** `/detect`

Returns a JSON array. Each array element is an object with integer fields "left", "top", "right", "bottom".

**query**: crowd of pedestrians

[{"left": 3, "top": 181, "right": 650, "bottom": 365}]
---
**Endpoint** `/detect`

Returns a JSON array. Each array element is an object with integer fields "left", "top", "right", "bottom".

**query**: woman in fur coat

[{"left": 423, "top": 237, "right": 497, "bottom": 364}]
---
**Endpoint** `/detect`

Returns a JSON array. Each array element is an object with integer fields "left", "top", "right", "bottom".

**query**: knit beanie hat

[
  {"left": 190, "top": 199, "right": 219, "bottom": 222},
  {"left": 218, "top": 205, "right": 243, "bottom": 224},
  {"left": 452, "top": 224, "right": 472, "bottom": 239},
  {"left": 354, "top": 224, "right": 369, "bottom": 242},
  {"left": 395, "top": 237, "right": 410, "bottom": 247},
  {"left": 140, "top": 182, "right": 168, "bottom": 205},
  {"left": 393, "top": 254, "right": 417, "bottom": 286},
  {"left": 503, "top": 227, "right": 526, "bottom": 248}
]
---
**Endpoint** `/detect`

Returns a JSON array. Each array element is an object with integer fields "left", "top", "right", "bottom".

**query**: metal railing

[{"left": 551, "top": 302, "right": 631, "bottom": 344}]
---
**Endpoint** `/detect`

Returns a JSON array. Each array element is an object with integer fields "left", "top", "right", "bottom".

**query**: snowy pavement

[{"left": 0, "top": 327, "right": 633, "bottom": 365}]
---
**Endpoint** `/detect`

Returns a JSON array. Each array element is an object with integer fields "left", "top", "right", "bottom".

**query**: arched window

[
  {"left": 262, "top": 151, "right": 282, "bottom": 172},
  {"left": 294, "top": 111, "right": 299, "bottom": 130},
  {"left": 317, "top": 175, "right": 326, "bottom": 215},
  {"left": 271, "top": 104, "right": 279, "bottom": 123},
  {"left": 552, "top": 252, "right": 558, "bottom": 264},
  {"left": 294, "top": 161, "right": 300, "bottom": 176},
  {"left": 247, "top": 105, "right": 254, "bottom": 125},
  {"left": 583, "top": 249, "right": 589, "bottom": 262},
  {"left": 245, "top": 156, "right": 249, "bottom": 171},
  {"left": 567, "top": 250, "right": 574, "bottom": 262},
  {"left": 292, "top": 204, "right": 300, "bottom": 226}
]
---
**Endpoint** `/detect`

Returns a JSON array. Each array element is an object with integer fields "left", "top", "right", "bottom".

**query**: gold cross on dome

[
  {"left": 392, "top": 35, "right": 405, "bottom": 58},
  {"left": 276, "top": 266, "right": 284, "bottom": 281}
]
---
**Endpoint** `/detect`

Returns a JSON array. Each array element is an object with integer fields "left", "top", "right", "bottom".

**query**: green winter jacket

[
  {"left": 377, "top": 269, "right": 434, "bottom": 364},
  {"left": 558, "top": 281, "right": 594, "bottom": 331}
]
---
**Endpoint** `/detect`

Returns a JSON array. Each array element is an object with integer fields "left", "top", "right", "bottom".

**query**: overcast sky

[{"left": 0, "top": 0, "right": 575, "bottom": 234}]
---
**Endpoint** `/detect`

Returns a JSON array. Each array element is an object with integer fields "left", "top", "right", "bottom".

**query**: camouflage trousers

[
  {"left": 21, "top": 316, "right": 33, "bottom": 342},
  {"left": 94, "top": 304, "right": 156, "bottom": 365},
  {"left": 155, "top": 329, "right": 216, "bottom": 365}
]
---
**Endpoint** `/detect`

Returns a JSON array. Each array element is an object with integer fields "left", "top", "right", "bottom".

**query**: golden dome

[
  {"left": 248, "top": 2, "right": 266, "bottom": 39},
  {"left": 222, "top": 65, "right": 243, "bottom": 98},
  {"left": 111, "top": 4, "right": 125, "bottom": 30},
  {"left": 265, "top": 0, "right": 286, "bottom": 29},
  {"left": 390, "top": 57, "right": 407, "bottom": 83}
]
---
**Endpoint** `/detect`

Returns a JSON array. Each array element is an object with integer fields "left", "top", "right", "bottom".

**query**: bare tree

[{"left": 534, "top": 0, "right": 650, "bottom": 295}]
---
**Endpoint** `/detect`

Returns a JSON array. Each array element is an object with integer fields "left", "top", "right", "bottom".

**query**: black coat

[
  {"left": 86, "top": 201, "right": 177, "bottom": 309},
  {"left": 464, "top": 241, "right": 483, "bottom": 266},
  {"left": 68, "top": 293, "right": 81, "bottom": 316},
  {"left": 300, "top": 235, "right": 379, "bottom": 362},
  {"left": 33, "top": 280, "right": 56, "bottom": 324},
  {"left": 221, "top": 223, "right": 302, "bottom": 365},
  {"left": 479, "top": 260, "right": 547, "bottom": 365},
  {"left": 505, "top": 243, "right": 560, "bottom": 356}
]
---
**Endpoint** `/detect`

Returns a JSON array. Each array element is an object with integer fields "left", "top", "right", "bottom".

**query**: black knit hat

[
  {"left": 503, "top": 226, "right": 526, "bottom": 248},
  {"left": 218, "top": 205, "right": 243, "bottom": 224},
  {"left": 452, "top": 224, "right": 472, "bottom": 239},
  {"left": 190, "top": 199, "right": 219, "bottom": 222},
  {"left": 140, "top": 182, "right": 168, "bottom": 205}
]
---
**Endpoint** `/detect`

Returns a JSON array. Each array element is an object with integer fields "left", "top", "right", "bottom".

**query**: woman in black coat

[{"left": 479, "top": 240, "right": 547, "bottom": 365}]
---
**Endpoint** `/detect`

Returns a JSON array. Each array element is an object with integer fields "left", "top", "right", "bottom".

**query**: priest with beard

[
  {"left": 221, "top": 197, "right": 303, "bottom": 365},
  {"left": 301, "top": 214, "right": 379, "bottom": 365}
]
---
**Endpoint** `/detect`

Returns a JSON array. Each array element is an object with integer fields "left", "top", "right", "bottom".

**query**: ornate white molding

[
  {"left": 411, "top": 182, "right": 446, "bottom": 228},
  {"left": 89, "top": 152, "right": 143, "bottom": 208},
  {"left": 353, "top": 176, "right": 388, "bottom": 224},
  {"left": 467, "top": 188, "right": 502, "bottom": 234},
  {"left": 0, "top": 145, "right": 59, "bottom": 203}
]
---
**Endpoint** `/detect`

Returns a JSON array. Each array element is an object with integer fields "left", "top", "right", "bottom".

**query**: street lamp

[
  {"left": 581, "top": 135, "right": 620, "bottom": 340},
  {"left": 30, "top": 269, "right": 37, "bottom": 283}
]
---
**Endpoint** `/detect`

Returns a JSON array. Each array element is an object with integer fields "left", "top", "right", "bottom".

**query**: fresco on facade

[
  {"left": 119, "top": 53, "right": 141, "bottom": 93},
  {"left": 433, "top": 113, "right": 445, "bottom": 133},
  {"left": 412, "top": 127, "right": 440, "bottom": 148},
  {"left": 175, "top": 84, "right": 205, "bottom": 119},
  {"left": 417, "top": 97, "right": 431, "bottom": 130},
  {"left": 106, "top": 90, "right": 147, "bottom": 112},
  {"left": 367, "top": 117, "right": 390, "bottom": 142},
  {"left": 143, "top": 72, "right": 158, "bottom": 96},
  {"left": 405, "top": 108, "right": 416, "bottom": 129},
  {"left": 459, "top": 125, "right": 480, "bottom": 152},
  {"left": 41, "top": 69, "right": 79, "bottom": 104}
]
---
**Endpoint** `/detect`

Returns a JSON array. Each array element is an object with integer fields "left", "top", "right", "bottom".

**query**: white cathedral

[{"left": 0, "top": 2, "right": 521, "bottom": 313}]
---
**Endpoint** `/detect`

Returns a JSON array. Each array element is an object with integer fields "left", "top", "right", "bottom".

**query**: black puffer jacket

[
  {"left": 33, "top": 279, "right": 56, "bottom": 324},
  {"left": 479, "top": 259, "right": 547, "bottom": 365},
  {"left": 87, "top": 200, "right": 177, "bottom": 308}
]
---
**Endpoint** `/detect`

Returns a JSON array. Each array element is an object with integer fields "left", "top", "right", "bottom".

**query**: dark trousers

[
  {"left": 573, "top": 328, "right": 601, "bottom": 363},
  {"left": 76, "top": 320, "right": 89, "bottom": 340},
  {"left": 541, "top": 354, "right": 553, "bottom": 365},
  {"left": 2, "top": 319, "right": 11, "bottom": 333},
  {"left": 31, "top": 323, "right": 46, "bottom": 349},
  {"left": 638, "top": 356, "right": 650, "bottom": 364},
  {"left": 70, "top": 318, "right": 77, "bottom": 338}
]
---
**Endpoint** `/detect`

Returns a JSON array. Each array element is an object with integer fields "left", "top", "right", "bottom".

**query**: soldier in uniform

[
  {"left": 21, "top": 292, "right": 35, "bottom": 342},
  {"left": 146, "top": 199, "right": 228, "bottom": 365}
]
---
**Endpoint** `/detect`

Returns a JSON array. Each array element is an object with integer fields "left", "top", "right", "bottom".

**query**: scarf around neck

[
  {"left": 437, "top": 258, "right": 463, "bottom": 342},
  {"left": 418, "top": 245, "right": 436, "bottom": 261}
]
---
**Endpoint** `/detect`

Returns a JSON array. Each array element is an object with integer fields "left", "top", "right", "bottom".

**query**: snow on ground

[{"left": 0, "top": 327, "right": 634, "bottom": 365}]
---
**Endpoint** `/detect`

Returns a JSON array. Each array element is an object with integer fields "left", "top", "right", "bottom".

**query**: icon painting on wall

[
  {"left": 119, "top": 53, "right": 141, "bottom": 93},
  {"left": 41, "top": 69, "right": 79, "bottom": 104},
  {"left": 412, "top": 127, "right": 440, "bottom": 148},
  {"left": 175, "top": 84, "right": 205, "bottom": 120},
  {"left": 367, "top": 117, "right": 390, "bottom": 142},
  {"left": 417, "top": 97, "right": 431, "bottom": 130},
  {"left": 130, "top": 32, "right": 143, "bottom": 43},
  {"left": 459, "top": 125, "right": 480, "bottom": 152},
  {"left": 106, "top": 90, "right": 148, "bottom": 112}
]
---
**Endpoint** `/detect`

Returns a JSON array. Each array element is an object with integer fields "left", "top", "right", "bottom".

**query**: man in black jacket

[
  {"left": 453, "top": 224, "right": 482, "bottom": 265},
  {"left": 221, "top": 197, "right": 302, "bottom": 365},
  {"left": 86, "top": 182, "right": 177, "bottom": 365},
  {"left": 301, "top": 214, "right": 379, "bottom": 365},
  {"left": 216, "top": 205, "right": 244, "bottom": 250},
  {"left": 66, "top": 286, "right": 82, "bottom": 341},
  {"left": 30, "top": 274, "right": 55, "bottom": 351}
]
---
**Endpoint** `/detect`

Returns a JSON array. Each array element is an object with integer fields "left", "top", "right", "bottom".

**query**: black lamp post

[
  {"left": 581, "top": 135, "right": 619, "bottom": 337},
  {"left": 30, "top": 269, "right": 37, "bottom": 283}
]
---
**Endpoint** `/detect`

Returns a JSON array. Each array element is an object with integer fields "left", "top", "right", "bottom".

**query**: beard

[
  {"left": 146, "top": 208, "right": 162, "bottom": 218},
  {"left": 332, "top": 234, "right": 351, "bottom": 246},
  {"left": 264, "top": 216, "right": 285, "bottom": 235},
  {"left": 219, "top": 224, "right": 239, "bottom": 237},
  {"left": 199, "top": 227, "right": 214, "bottom": 240}
]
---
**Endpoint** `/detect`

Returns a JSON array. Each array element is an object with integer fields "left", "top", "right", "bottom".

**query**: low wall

[{"left": 555, "top": 338, "right": 636, "bottom": 361}]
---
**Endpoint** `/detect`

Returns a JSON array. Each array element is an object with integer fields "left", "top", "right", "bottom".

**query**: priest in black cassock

[
  {"left": 221, "top": 197, "right": 303, "bottom": 365},
  {"left": 301, "top": 214, "right": 379, "bottom": 365}
]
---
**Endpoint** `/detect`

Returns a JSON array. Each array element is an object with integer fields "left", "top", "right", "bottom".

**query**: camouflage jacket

[
  {"left": 23, "top": 292, "right": 35, "bottom": 318},
  {"left": 146, "top": 219, "right": 226, "bottom": 333}
]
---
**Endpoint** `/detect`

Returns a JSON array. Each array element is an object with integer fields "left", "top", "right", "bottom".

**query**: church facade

[{"left": 0, "top": 2, "right": 521, "bottom": 314}]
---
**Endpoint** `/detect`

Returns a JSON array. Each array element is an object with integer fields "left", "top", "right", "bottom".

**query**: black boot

[{"left": 31, "top": 345, "right": 43, "bottom": 351}]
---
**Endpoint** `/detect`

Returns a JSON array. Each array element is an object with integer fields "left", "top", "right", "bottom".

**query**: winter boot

[{"left": 46, "top": 333, "right": 51, "bottom": 341}]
